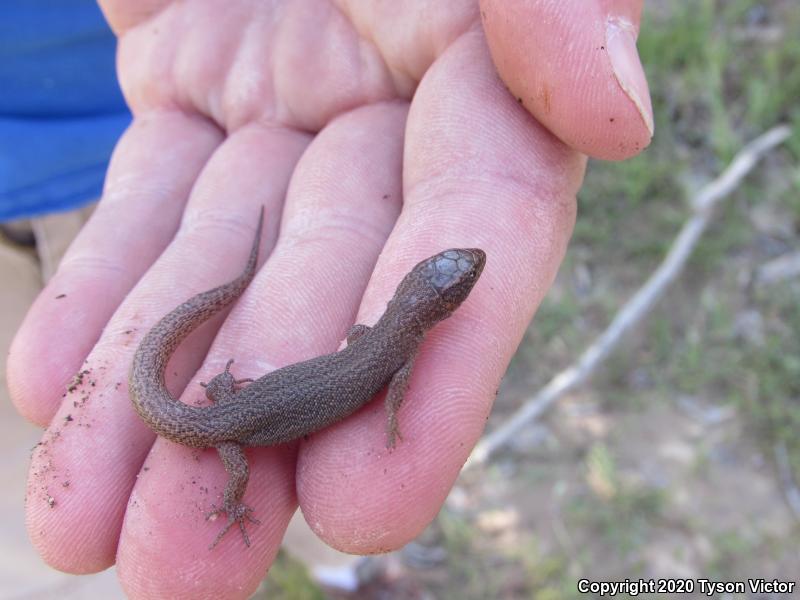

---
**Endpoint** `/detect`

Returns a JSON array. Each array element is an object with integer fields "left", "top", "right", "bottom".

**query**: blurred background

[{"left": 1, "top": 1, "right": 798, "bottom": 598}]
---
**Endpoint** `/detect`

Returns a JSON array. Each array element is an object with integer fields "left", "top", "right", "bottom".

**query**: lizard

[{"left": 129, "top": 208, "right": 486, "bottom": 548}]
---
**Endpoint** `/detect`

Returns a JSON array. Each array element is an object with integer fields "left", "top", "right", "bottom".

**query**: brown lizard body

[{"left": 129, "top": 209, "right": 486, "bottom": 547}]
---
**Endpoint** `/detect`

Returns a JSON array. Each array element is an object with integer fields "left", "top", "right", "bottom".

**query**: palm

[
  {"left": 115, "top": 1, "right": 477, "bottom": 128},
  {"left": 10, "top": 1, "right": 650, "bottom": 597}
]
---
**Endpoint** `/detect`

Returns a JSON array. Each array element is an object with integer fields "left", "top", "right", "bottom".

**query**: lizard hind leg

[
  {"left": 207, "top": 441, "right": 260, "bottom": 549},
  {"left": 346, "top": 323, "right": 370, "bottom": 345}
]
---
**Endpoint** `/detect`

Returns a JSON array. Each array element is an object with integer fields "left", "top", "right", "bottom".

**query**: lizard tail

[{"left": 128, "top": 207, "right": 264, "bottom": 447}]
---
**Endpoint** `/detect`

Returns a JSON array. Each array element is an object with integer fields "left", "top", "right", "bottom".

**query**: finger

[
  {"left": 481, "top": 0, "right": 652, "bottom": 160},
  {"left": 115, "top": 102, "right": 407, "bottom": 598},
  {"left": 8, "top": 113, "right": 221, "bottom": 427},
  {"left": 24, "top": 121, "right": 307, "bottom": 573},
  {"left": 297, "top": 30, "right": 584, "bottom": 553},
  {"left": 119, "top": 445, "right": 297, "bottom": 600}
]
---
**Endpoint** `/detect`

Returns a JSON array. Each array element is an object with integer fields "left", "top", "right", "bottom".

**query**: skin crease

[{"left": 6, "top": 1, "right": 650, "bottom": 598}]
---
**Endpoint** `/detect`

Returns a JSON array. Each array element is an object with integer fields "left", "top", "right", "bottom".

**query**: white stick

[
  {"left": 757, "top": 250, "right": 800, "bottom": 285},
  {"left": 466, "top": 124, "right": 792, "bottom": 469}
]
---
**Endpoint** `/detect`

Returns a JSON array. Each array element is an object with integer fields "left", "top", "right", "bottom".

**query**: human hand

[{"left": 8, "top": 0, "right": 651, "bottom": 597}]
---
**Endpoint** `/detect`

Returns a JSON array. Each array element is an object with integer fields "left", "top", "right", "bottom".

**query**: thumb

[{"left": 481, "top": 0, "right": 652, "bottom": 161}]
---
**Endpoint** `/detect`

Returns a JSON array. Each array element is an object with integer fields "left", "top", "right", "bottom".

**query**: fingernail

[{"left": 606, "top": 17, "right": 654, "bottom": 137}]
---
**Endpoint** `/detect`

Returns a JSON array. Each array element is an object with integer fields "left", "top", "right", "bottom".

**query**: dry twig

[
  {"left": 756, "top": 250, "right": 800, "bottom": 285},
  {"left": 466, "top": 125, "right": 792, "bottom": 469}
]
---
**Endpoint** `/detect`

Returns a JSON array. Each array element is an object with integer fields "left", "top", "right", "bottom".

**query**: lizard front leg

[{"left": 385, "top": 352, "right": 417, "bottom": 448}]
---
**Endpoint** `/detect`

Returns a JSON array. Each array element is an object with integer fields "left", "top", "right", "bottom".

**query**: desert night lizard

[{"left": 129, "top": 208, "right": 486, "bottom": 548}]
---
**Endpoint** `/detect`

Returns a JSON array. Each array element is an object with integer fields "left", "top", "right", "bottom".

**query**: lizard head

[
  {"left": 389, "top": 248, "right": 486, "bottom": 329},
  {"left": 419, "top": 248, "right": 486, "bottom": 310}
]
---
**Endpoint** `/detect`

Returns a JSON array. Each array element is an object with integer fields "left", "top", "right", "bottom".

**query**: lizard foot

[
  {"left": 206, "top": 501, "right": 261, "bottom": 549},
  {"left": 386, "top": 413, "right": 404, "bottom": 449}
]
